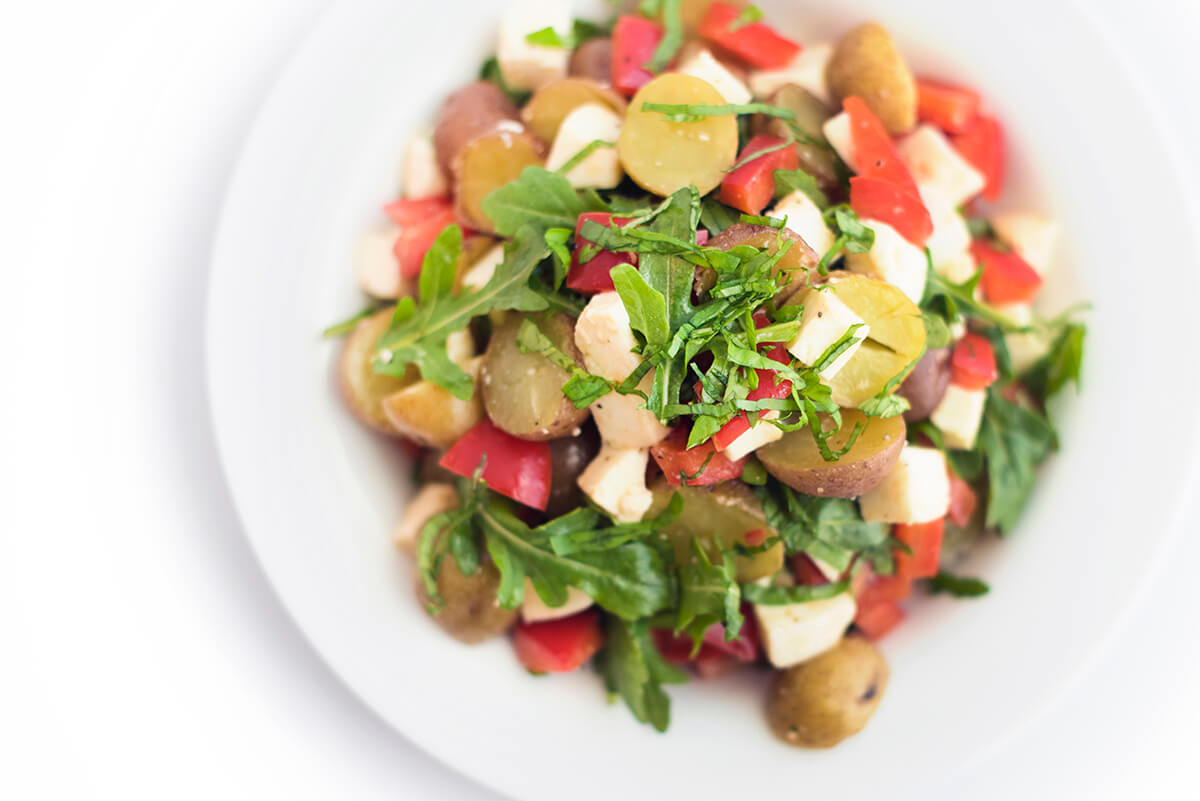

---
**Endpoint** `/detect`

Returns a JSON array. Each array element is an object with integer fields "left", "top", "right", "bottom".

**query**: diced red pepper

[
  {"left": 712, "top": 344, "right": 792, "bottom": 451},
  {"left": 393, "top": 207, "right": 459, "bottom": 280},
  {"left": 513, "top": 609, "right": 604, "bottom": 674},
  {"left": 952, "top": 115, "right": 1005, "bottom": 201},
  {"left": 383, "top": 196, "right": 453, "bottom": 227},
  {"left": 718, "top": 134, "right": 799, "bottom": 215},
  {"left": 744, "top": 528, "right": 767, "bottom": 548},
  {"left": 849, "top": 175, "right": 934, "bottom": 248},
  {"left": 440, "top": 420, "right": 552, "bottom": 510},
  {"left": 948, "top": 473, "right": 978, "bottom": 528},
  {"left": 893, "top": 518, "right": 945, "bottom": 580},
  {"left": 650, "top": 427, "right": 745, "bottom": 486},
  {"left": 567, "top": 212, "right": 637, "bottom": 293},
  {"left": 855, "top": 600, "right": 906, "bottom": 641},
  {"left": 611, "top": 15, "right": 664, "bottom": 97},
  {"left": 697, "top": 2, "right": 801, "bottom": 69},
  {"left": 950, "top": 332, "right": 998, "bottom": 390},
  {"left": 857, "top": 573, "right": 913, "bottom": 607},
  {"left": 652, "top": 614, "right": 759, "bottom": 668},
  {"left": 696, "top": 229, "right": 710, "bottom": 246},
  {"left": 973, "top": 240, "right": 1042, "bottom": 304},
  {"left": 916, "top": 78, "right": 982, "bottom": 135},
  {"left": 843, "top": 97, "right": 920, "bottom": 196},
  {"left": 790, "top": 554, "right": 832, "bottom": 587}
]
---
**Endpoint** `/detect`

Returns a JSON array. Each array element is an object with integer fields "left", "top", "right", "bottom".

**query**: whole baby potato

[
  {"left": 417, "top": 558, "right": 517, "bottom": 645},
  {"left": 569, "top": 38, "right": 614, "bottom": 83},
  {"left": 338, "top": 308, "right": 416, "bottom": 435},
  {"left": 826, "top": 22, "right": 917, "bottom": 135},
  {"left": 432, "top": 81, "right": 521, "bottom": 174},
  {"left": 757, "top": 410, "right": 906, "bottom": 499}
]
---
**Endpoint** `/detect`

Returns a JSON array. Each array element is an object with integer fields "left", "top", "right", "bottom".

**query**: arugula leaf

[
  {"left": 546, "top": 494, "right": 683, "bottom": 555},
  {"left": 481, "top": 166, "right": 608, "bottom": 238},
  {"left": 640, "top": 101, "right": 798, "bottom": 123},
  {"left": 921, "top": 253, "right": 1031, "bottom": 333},
  {"left": 322, "top": 306, "right": 377, "bottom": 338},
  {"left": 675, "top": 539, "right": 743, "bottom": 648},
  {"left": 478, "top": 56, "right": 530, "bottom": 106},
  {"left": 773, "top": 168, "right": 830, "bottom": 210},
  {"left": 611, "top": 262, "right": 670, "bottom": 346},
  {"left": 975, "top": 391, "right": 1058, "bottom": 532},
  {"left": 700, "top": 196, "right": 741, "bottom": 234},
  {"left": 517, "top": 317, "right": 614, "bottom": 408},
  {"left": 596, "top": 617, "right": 688, "bottom": 732},
  {"left": 525, "top": 26, "right": 570, "bottom": 48},
  {"left": 818, "top": 205, "right": 875, "bottom": 273},
  {"left": 922, "top": 311, "right": 953, "bottom": 349},
  {"left": 742, "top": 581, "right": 850, "bottom": 605},
  {"left": 645, "top": 0, "right": 684, "bottom": 73},
  {"left": 1023, "top": 322, "right": 1086, "bottom": 402},
  {"left": 728, "top": 4, "right": 764, "bottom": 30},
  {"left": 928, "top": 571, "right": 990, "bottom": 598},
  {"left": 756, "top": 482, "right": 890, "bottom": 571}
]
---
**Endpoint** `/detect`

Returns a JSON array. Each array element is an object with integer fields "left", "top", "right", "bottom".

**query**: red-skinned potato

[
  {"left": 899, "top": 347, "right": 951, "bottom": 423},
  {"left": 432, "top": 81, "right": 521, "bottom": 175},
  {"left": 757, "top": 410, "right": 906, "bottom": 498},
  {"left": 568, "top": 38, "right": 614, "bottom": 83}
]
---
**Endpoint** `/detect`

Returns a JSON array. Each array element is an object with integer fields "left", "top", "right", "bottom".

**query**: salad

[{"left": 330, "top": 0, "right": 1086, "bottom": 748}]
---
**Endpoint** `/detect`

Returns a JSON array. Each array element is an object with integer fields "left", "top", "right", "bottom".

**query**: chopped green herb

[
  {"left": 928, "top": 571, "right": 990, "bottom": 598},
  {"left": 478, "top": 55, "right": 531, "bottom": 106},
  {"left": 555, "top": 139, "right": 617, "bottom": 177},
  {"left": 742, "top": 580, "right": 851, "bottom": 605},
  {"left": 725, "top": 137, "right": 794, "bottom": 172},
  {"left": 641, "top": 101, "right": 797, "bottom": 123},
  {"left": 322, "top": 306, "right": 377, "bottom": 338},
  {"left": 645, "top": 0, "right": 685, "bottom": 73},
  {"left": 773, "top": 168, "right": 830, "bottom": 210},
  {"left": 728, "top": 4, "right": 765, "bottom": 30},
  {"left": 517, "top": 317, "right": 615, "bottom": 408}
]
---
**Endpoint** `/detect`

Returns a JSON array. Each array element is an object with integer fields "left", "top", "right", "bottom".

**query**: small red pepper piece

[
  {"left": 893, "top": 518, "right": 945, "bottom": 580},
  {"left": 973, "top": 240, "right": 1042, "bottom": 304},
  {"left": 718, "top": 134, "right": 799, "bottom": 215},
  {"left": 697, "top": 2, "right": 801, "bottom": 69},
  {"left": 950, "top": 332, "right": 999, "bottom": 391},
  {"left": 916, "top": 77, "right": 982, "bottom": 135},
  {"left": 611, "top": 15, "right": 664, "bottom": 97},
  {"left": 514, "top": 609, "right": 604, "bottom": 674},
  {"left": 393, "top": 206, "right": 459, "bottom": 280},
  {"left": 440, "top": 420, "right": 552, "bottom": 510},
  {"left": 650, "top": 427, "right": 745, "bottom": 487},
  {"left": 566, "top": 212, "right": 637, "bottom": 294}
]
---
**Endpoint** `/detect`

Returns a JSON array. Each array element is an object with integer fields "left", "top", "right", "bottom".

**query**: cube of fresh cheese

[
  {"left": 575, "top": 292, "right": 642, "bottom": 382},
  {"left": 921, "top": 184, "right": 971, "bottom": 273},
  {"left": 930, "top": 384, "right": 987, "bottom": 450},
  {"left": 822, "top": 111, "right": 857, "bottom": 172},
  {"left": 497, "top": 0, "right": 570, "bottom": 91},
  {"left": 401, "top": 134, "right": 448, "bottom": 199},
  {"left": 770, "top": 190, "right": 835, "bottom": 257},
  {"left": 460, "top": 243, "right": 506, "bottom": 290},
  {"left": 545, "top": 103, "right": 623, "bottom": 189},
  {"left": 991, "top": 212, "right": 1058, "bottom": 277},
  {"left": 521, "top": 582, "right": 592, "bottom": 623},
  {"left": 845, "top": 219, "right": 928, "bottom": 303},
  {"left": 392, "top": 483, "right": 458, "bottom": 555},
  {"left": 679, "top": 47, "right": 752, "bottom": 105},
  {"left": 755, "top": 592, "right": 857, "bottom": 668},
  {"left": 996, "top": 302, "right": 1048, "bottom": 373},
  {"left": 590, "top": 373, "right": 671, "bottom": 449},
  {"left": 577, "top": 444, "right": 653, "bottom": 523},
  {"left": 355, "top": 226, "right": 404, "bottom": 299},
  {"left": 723, "top": 412, "right": 784, "bottom": 461},
  {"left": 749, "top": 42, "right": 834, "bottom": 105},
  {"left": 896, "top": 125, "right": 986, "bottom": 208},
  {"left": 938, "top": 251, "right": 978, "bottom": 285},
  {"left": 786, "top": 288, "right": 869, "bottom": 379},
  {"left": 859, "top": 445, "right": 951, "bottom": 524}
]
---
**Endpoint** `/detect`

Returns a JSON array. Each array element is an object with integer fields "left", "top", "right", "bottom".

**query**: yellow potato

[
  {"left": 338, "top": 309, "right": 416, "bottom": 435},
  {"left": 826, "top": 22, "right": 917, "bottom": 135},
  {"left": 521, "top": 78, "right": 626, "bottom": 143},
  {"left": 454, "top": 131, "right": 546, "bottom": 234},
  {"left": 618, "top": 74, "right": 739, "bottom": 197},
  {"left": 757, "top": 410, "right": 906, "bottom": 498},
  {"left": 380, "top": 357, "right": 484, "bottom": 449}
]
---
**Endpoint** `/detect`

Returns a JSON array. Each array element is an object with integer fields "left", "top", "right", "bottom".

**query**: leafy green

[
  {"left": 922, "top": 311, "right": 953, "bottom": 349},
  {"left": 596, "top": 617, "right": 688, "bottom": 733},
  {"left": 480, "top": 166, "right": 608, "bottom": 238},
  {"left": 1023, "top": 321, "right": 1086, "bottom": 402},
  {"left": 975, "top": 391, "right": 1058, "bottom": 532},
  {"left": 516, "top": 317, "right": 614, "bottom": 408},
  {"left": 773, "top": 168, "right": 830, "bottom": 210},
  {"left": 611, "top": 262, "right": 670, "bottom": 346},
  {"left": 742, "top": 581, "right": 851, "bottom": 605},
  {"left": 645, "top": 0, "right": 684, "bottom": 73},
  {"left": 478, "top": 56, "right": 530, "bottom": 106},
  {"left": 322, "top": 306, "right": 377, "bottom": 338},
  {"left": 920, "top": 252, "right": 1031, "bottom": 334},
  {"left": 728, "top": 4, "right": 765, "bottom": 30},
  {"left": 640, "top": 101, "right": 798, "bottom": 123},
  {"left": 725, "top": 137, "right": 794, "bottom": 173},
  {"left": 674, "top": 540, "right": 743, "bottom": 648},
  {"left": 524, "top": 17, "right": 611, "bottom": 49},
  {"left": 755, "top": 482, "right": 891, "bottom": 572},
  {"left": 928, "top": 571, "right": 990, "bottom": 598},
  {"left": 555, "top": 139, "right": 617, "bottom": 177},
  {"left": 699, "top": 197, "right": 741, "bottom": 234},
  {"left": 818, "top": 205, "right": 875, "bottom": 273}
]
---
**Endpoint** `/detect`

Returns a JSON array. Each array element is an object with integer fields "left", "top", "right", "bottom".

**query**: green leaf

[
  {"left": 640, "top": 101, "right": 798, "bottom": 123},
  {"left": 596, "top": 617, "right": 688, "bottom": 732},
  {"left": 928, "top": 571, "right": 990, "bottom": 598},
  {"left": 555, "top": 139, "right": 617, "bottom": 177},
  {"left": 675, "top": 539, "right": 743, "bottom": 648},
  {"left": 742, "top": 581, "right": 851, "bottom": 605},
  {"left": 480, "top": 166, "right": 608, "bottom": 238},
  {"left": 525, "top": 25, "right": 571, "bottom": 48},
  {"left": 728, "top": 4, "right": 764, "bottom": 30},
  {"left": 921, "top": 252, "right": 1031, "bottom": 333},
  {"left": 517, "top": 317, "right": 614, "bottom": 409},
  {"left": 756, "top": 483, "right": 889, "bottom": 571},
  {"left": 699, "top": 197, "right": 741, "bottom": 234},
  {"left": 1023, "top": 322, "right": 1087, "bottom": 402},
  {"left": 773, "top": 168, "right": 830, "bottom": 210},
  {"left": 543, "top": 227, "right": 573, "bottom": 288},
  {"left": 321, "top": 306, "right": 377, "bottom": 338},
  {"left": 611, "top": 262, "right": 670, "bottom": 347},
  {"left": 725, "top": 137, "right": 794, "bottom": 173},
  {"left": 922, "top": 311, "right": 954, "bottom": 349},
  {"left": 975, "top": 391, "right": 1058, "bottom": 532},
  {"left": 645, "top": 0, "right": 684, "bottom": 73},
  {"left": 858, "top": 393, "right": 910, "bottom": 419}
]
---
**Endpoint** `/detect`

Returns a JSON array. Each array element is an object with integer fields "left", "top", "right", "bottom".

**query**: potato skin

[
  {"left": 767, "top": 635, "right": 889, "bottom": 748},
  {"left": 706, "top": 223, "right": 821, "bottom": 301},
  {"left": 432, "top": 81, "right": 521, "bottom": 175},
  {"left": 568, "top": 38, "right": 613, "bottom": 83},
  {"left": 545, "top": 425, "right": 602, "bottom": 518},
  {"left": 338, "top": 309, "right": 416, "bottom": 435},
  {"left": 416, "top": 558, "right": 517, "bottom": 645},
  {"left": 757, "top": 410, "right": 906, "bottom": 498},
  {"left": 899, "top": 347, "right": 951, "bottom": 423},
  {"left": 826, "top": 22, "right": 917, "bottom": 135}
]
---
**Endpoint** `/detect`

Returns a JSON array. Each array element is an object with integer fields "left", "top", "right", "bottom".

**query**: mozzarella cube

[
  {"left": 755, "top": 593, "right": 857, "bottom": 668},
  {"left": 991, "top": 212, "right": 1058, "bottom": 277},
  {"left": 859, "top": 445, "right": 951, "bottom": 524},
  {"left": 590, "top": 373, "right": 671, "bottom": 449},
  {"left": 787, "top": 288, "right": 869, "bottom": 379},
  {"left": 770, "top": 190, "right": 835, "bottom": 257},
  {"left": 392, "top": 483, "right": 459, "bottom": 555},
  {"left": 749, "top": 42, "right": 834, "bottom": 105},
  {"left": 723, "top": 412, "right": 784, "bottom": 461},
  {"left": 355, "top": 226, "right": 404, "bottom": 299},
  {"left": 996, "top": 302, "right": 1048, "bottom": 373},
  {"left": 401, "top": 135, "right": 448, "bottom": 199},
  {"left": 521, "top": 582, "right": 592, "bottom": 623},
  {"left": 679, "top": 47, "right": 752, "bottom": 105},
  {"left": 577, "top": 444, "right": 653, "bottom": 523},
  {"left": 921, "top": 184, "right": 972, "bottom": 273},
  {"left": 846, "top": 219, "right": 928, "bottom": 303},
  {"left": 930, "top": 385, "right": 986, "bottom": 450},
  {"left": 896, "top": 125, "right": 986, "bottom": 208},
  {"left": 497, "top": 0, "right": 570, "bottom": 91},
  {"left": 822, "top": 112, "right": 857, "bottom": 172},
  {"left": 460, "top": 243, "right": 506, "bottom": 290},
  {"left": 575, "top": 291, "right": 642, "bottom": 382},
  {"left": 545, "top": 103, "right": 623, "bottom": 189}
]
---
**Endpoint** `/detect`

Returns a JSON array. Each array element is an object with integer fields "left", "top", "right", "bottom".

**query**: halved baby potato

[
  {"left": 338, "top": 308, "right": 417, "bottom": 435},
  {"left": 521, "top": 78, "right": 627, "bottom": 143},
  {"left": 380, "top": 356, "right": 485, "bottom": 449},
  {"left": 454, "top": 130, "right": 546, "bottom": 233},
  {"left": 757, "top": 409, "right": 906, "bottom": 498}
]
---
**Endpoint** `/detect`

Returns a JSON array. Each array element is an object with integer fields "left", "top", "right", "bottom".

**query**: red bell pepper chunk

[
  {"left": 698, "top": 2, "right": 801, "bottom": 69},
  {"left": 849, "top": 176, "right": 934, "bottom": 248},
  {"left": 950, "top": 332, "right": 998, "bottom": 390},
  {"left": 440, "top": 420, "right": 552, "bottom": 510},
  {"left": 650, "top": 427, "right": 745, "bottom": 487},
  {"left": 567, "top": 212, "right": 637, "bottom": 294},
  {"left": 513, "top": 609, "right": 604, "bottom": 674},
  {"left": 843, "top": 97, "right": 920, "bottom": 195},
  {"left": 972, "top": 240, "right": 1042, "bottom": 304},
  {"left": 393, "top": 207, "right": 459, "bottom": 280},
  {"left": 790, "top": 554, "right": 832, "bottom": 587},
  {"left": 383, "top": 196, "right": 453, "bottom": 227},
  {"left": 857, "top": 573, "right": 913, "bottom": 607},
  {"left": 893, "top": 518, "right": 945, "bottom": 580},
  {"left": 948, "top": 473, "right": 978, "bottom": 528},
  {"left": 855, "top": 600, "right": 906, "bottom": 641},
  {"left": 952, "top": 114, "right": 1005, "bottom": 201},
  {"left": 611, "top": 15, "right": 664, "bottom": 97},
  {"left": 718, "top": 134, "right": 799, "bottom": 215},
  {"left": 916, "top": 78, "right": 982, "bottom": 135},
  {"left": 712, "top": 344, "right": 792, "bottom": 451}
]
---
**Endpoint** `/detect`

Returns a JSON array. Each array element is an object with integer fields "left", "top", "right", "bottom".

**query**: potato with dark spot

[
  {"left": 899, "top": 347, "right": 951, "bottom": 422},
  {"left": 482, "top": 313, "right": 590, "bottom": 441},
  {"left": 826, "top": 22, "right": 917, "bottom": 135},
  {"left": 767, "top": 635, "right": 889, "bottom": 748},
  {"left": 417, "top": 558, "right": 517, "bottom": 645},
  {"left": 338, "top": 308, "right": 417, "bottom": 435},
  {"left": 757, "top": 410, "right": 905, "bottom": 498},
  {"left": 753, "top": 85, "right": 839, "bottom": 188},
  {"left": 454, "top": 131, "right": 546, "bottom": 233},
  {"left": 432, "top": 81, "right": 521, "bottom": 174},
  {"left": 705, "top": 223, "right": 821, "bottom": 301},
  {"left": 569, "top": 38, "right": 614, "bottom": 83},
  {"left": 546, "top": 425, "right": 602, "bottom": 518}
]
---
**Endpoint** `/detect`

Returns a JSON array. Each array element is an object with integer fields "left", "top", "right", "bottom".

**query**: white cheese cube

[
  {"left": 948, "top": 318, "right": 967, "bottom": 342},
  {"left": 577, "top": 444, "right": 653, "bottom": 523},
  {"left": 787, "top": 288, "right": 869, "bottom": 379},
  {"left": 590, "top": 373, "right": 671, "bottom": 449},
  {"left": 991, "top": 212, "right": 1058, "bottom": 277},
  {"left": 937, "top": 250, "right": 979, "bottom": 285},
  {"left": 896, "top": 125, "right": 986, "bottom": 208},
  {"left": 355, "top": 226, "right": 404, "bottom": 299},
  {"left": 460, "top": 243, "right": 506, "bottom": 290},
  {"left": 770, "top": 190, "right": 835, "bottom": 257},
  {"left": 749, "top": 42, "right": 834, "bottom": 105},
  {"left": 545, "top": 103, "right": 623, "bottom": 189},
  {"left": 521, "top": 582, "right": 592, "bottom": 623},
  {"left": 392, "top": 483, "right": 458, "bottom": 555},
  {"left": 401, "top": 135, "right": 448, "bottom": 199},
  {"left": 679, "top": 47, "right": 752, "bottom": 105},
  {"left": 497, "top": 0, "right": 570, "bottom": 91},
  {"left": 822, "top": 111, "right": 857, "bottom": 172},
  {"left": 921, "top": 184, "right": 971, "bottom": 273},
  {"left": 859, "top": 445, "right": 951, "bottom": 524},
  {"left": 722, "top": 412, "right": 784, "bottom": 461},
  {"left": 755, "top": 593, "right": 857, "bottom": 668},
  {"left": 575, "top": 291, "right": 643, "bottom": 382},
  {"left": 996, "top": 302, "right": 1048, "bottom": 373},
  {"left": 930, "top": 384, "right": 986, "bottom": 450},
  {"left": 845, "top": 219, "right": 928, "bottom": 303}
]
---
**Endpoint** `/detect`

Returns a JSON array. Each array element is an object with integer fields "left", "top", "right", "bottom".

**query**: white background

[{"left": 3, "top": 1, "right": 1197, "bottom": 799}]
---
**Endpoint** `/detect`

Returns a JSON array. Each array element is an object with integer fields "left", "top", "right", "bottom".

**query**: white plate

[{"left": 206, "top": 1, "right": 1200, "bottom": 799}]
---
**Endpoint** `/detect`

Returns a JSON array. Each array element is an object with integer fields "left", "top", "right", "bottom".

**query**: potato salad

[{"left": 330, "top": 0, "right": 1086, "bottom": 747}]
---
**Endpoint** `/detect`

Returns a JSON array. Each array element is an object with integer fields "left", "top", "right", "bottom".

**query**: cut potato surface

[
  {"left": 454, "top": 130, "right": 545, "bottom": 233},
  {"left": 521, "top": 78, "right": 626, "bottom": 143},
  {"left": 757, "top": 410, "right": 906, "bottom": 498},
  {"left": 338, "top": 309, "right": 417, "bottom": 435},
  {"left": 380, "top": 357, "right": 484, "bottom": 449}
]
